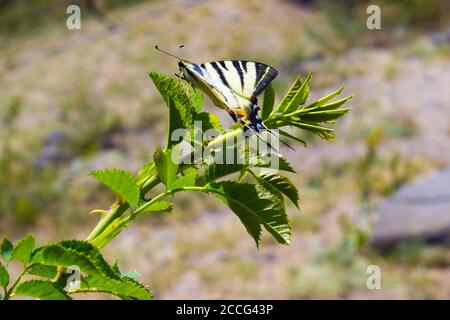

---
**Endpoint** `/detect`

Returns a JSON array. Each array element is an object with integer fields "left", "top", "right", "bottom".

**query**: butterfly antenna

[{"left": 155, "top": 45, "right": 183, "bottom": 60}]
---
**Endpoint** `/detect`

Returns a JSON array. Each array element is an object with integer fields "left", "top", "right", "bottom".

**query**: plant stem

[
  {"left": 84, "top": 127, "right": 243, "bottom": 249},
  {"left": 86, "top": 203, "right": 129, "bottom": 242},
  {"left": 5, "top": 266, "right": 29, "bottom": 299}
]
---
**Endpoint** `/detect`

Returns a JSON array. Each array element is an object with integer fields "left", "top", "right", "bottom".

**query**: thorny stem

[{"left": 84, "top": 128, "right": 243, "bottom": 245}]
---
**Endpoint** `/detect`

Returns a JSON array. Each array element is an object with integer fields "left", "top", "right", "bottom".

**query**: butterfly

[{"left": 155, "top": 46, "right": 293, "bottom": 151}]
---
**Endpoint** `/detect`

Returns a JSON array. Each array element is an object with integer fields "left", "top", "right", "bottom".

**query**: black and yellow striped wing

[{"left": 201, "top": 60, "right": 278, "bottom": 101}]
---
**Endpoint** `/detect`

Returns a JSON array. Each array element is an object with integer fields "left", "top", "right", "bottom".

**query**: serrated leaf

[
  {"left": 153, "top": 146, "right": 178, "bottom": 190},
  {"left": 261, "top": 84, "right": 275, "bottom": 120},
  {"left": 169, "top": 171, "right": 197, "bottom": 190},
  {"left": 139, "top": 200, "right": 172, "bottom": 213},
  {"left": 299, "top": 108, "right": 351, "bottom": 123},
  {"left": 203, "top": 162, "right": 245, "bottom": 183},
  {"left": 207, "top": 181, "right": 291, "bottom": 246},
  {"left": 90, "top": 169, "right": 140, "bottom": 207},
  {"left": 1, "top": 237, "right": 13, "bottom": 262},
  {"left": 14, "top": 280, "right": 70, "bottom": 300},
  {"left": 166, "top": 97, "right": 186, "bottom": 148},
  {"left": 136, "top": 160, "right": 156, "bottom": 188},
  {"left": 27, "top": 264, "right": 58, "bottom": 279},
  {"left": 76, "top": 274, "right": 152, "bottom": 300},
  {"left": 31, "top": 243, "right": 118, "bottom": 280},
  {"left": 193, "top": 112, "right": 223, "bottom": 132},
  {"left": 254, "top": 154, "right": 296, "bottom": 173},
  {"left": 0, "top": 263, "right": 9, "bottom": 288},
  {"left": 57, "top": 240, "right": 119, "bottom": 279},
  {"left": 149, "top": 72, "right": 202, "bottom": 148},
  {"left": 273, "top": 74, "right": 303, "bottom": 114},
  {"left": 121, "top": 270, "right": 141, "bottom": 279},
  {"left": 304, "top": 86, "right": 344, "bottom": 110},
  {"left": 149, "top": 71, "right": 202, "bottom": 122},
  {"left": 308, "top": 95, "right": 353, "bottom": 112},
  {"left": 285, "top": 72, "right": 312, "bottom": 113},
  {"left": 11, "top": 234, "right": 35, "bottom": 265},
  {"left": 259, "top": 173, "right": 299, "bottom": 209}
]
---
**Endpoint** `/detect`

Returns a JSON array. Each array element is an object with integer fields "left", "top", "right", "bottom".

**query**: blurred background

[{"left": 1, "top": 0, "right": 450, "bottom": 299}]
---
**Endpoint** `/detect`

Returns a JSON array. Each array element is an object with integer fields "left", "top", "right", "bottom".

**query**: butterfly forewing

[{"left": 202, "top": 60, "right": 278, "bottom": 101}]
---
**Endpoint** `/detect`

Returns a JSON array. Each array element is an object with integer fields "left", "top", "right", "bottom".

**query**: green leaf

[
  {"left": 14, "top": 280, "right": 70, "bottom": 300},
  {"left": 253, "top": 153, "right": 296, "bottom": 173},
  {"left": 11, "top": 234, "right": 35, "bottom": 265},
  {"left": 169, "top": 171, "right": 197, "bottom": 190},
  {"left": 1, "top": 237, "right": 13, "bottom": 262},
  {"left": 273, "top": 74, "right": 303, "bottom": 115},
  {"left": 27, "top": 264, "right": 58, "bottom": 279},
  {"left": 153, "top": 146, "right": 178, "bottom": 190},
  {"left": 308, "top": 95, "right": 353, "bottom": 112},
  {"left": 304, "top": 86, "right": 344, "bottom": 109},
  {"left": 207, "top": 181, "right": 291, "bottom": 246},
  {"left": 299, "top": 108, "right": 351, "bottom": 123},
  {"left": 193, "top": 112, "right": 223, "bottom": 132},
  {"left": 76, "top": 275, "right": 152, "bottom": 300},
  {"left": 121, "top": 270, "right": 141, "bottom": 279},
  {"left": 0, "top": 263, "right": 9, "bottom": 288},
  {"left": 90, "top": 169, "right": 140, "bottom": 207},
  {"left": 31, "top": 242, "right": 119, "bottom": 280},
  {"left": 278, "top": 129, "right": 307, "bottom": 147},
  {"left": 258, "top": 173, "right": 299, "bottom": 209},
  {"left": 139, "top": 200, "right": 172, "bottom": 213},
  {"left": 285, "top": 72, "right": 312, "bottom": 113},
  {"left": 166, "top": 97, "right": 186, "bottom": 148},
  {"left": 261, "top": 84, "right": 275, "bottom": 120},
  {"left": 57, "top": 240, "right": 119, "bottom": 279},
  {"left": 149, "top": 71, "right": 202, "bottom": 122},
  {"left": 136, "top": 160, "right": 156, "bottom": 188},
  {"left": 149, "top": 72, "right": 202, "bottom": 148},
  {"left": 203, "top": 162, "right": 245, "bottom": 183}
]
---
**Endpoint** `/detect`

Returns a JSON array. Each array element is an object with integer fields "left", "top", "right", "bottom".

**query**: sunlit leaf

[
  {"left": 206, "top": 181, "right": 291, "bottom": 246},
  {"left": 0, "top": 263, "right": 9, "bottom": 288},
  {"left": 90, "top": 169, "right": 140, "bottom": 207},
  {"left": 1, "top": 237, "right": 13, "bottom": 262},
  {"left": 261, "top": 84, "right": 275, "bottom": 120},
  {"left": 14, "top": 280, "right": 70, "bottom": 300},
  {"left": 11, "top": 234, "right": 35, "bottom": 265},
  {"left": 153, "top": 146, "right": 178, "bottom": 190}
]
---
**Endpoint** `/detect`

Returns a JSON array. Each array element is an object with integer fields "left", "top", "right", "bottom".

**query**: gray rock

[
  {"left": 372, "top": 167, "right": 450, "bottom": 251},
  {"left": 34, "top": 130, "right": 68, "bottom": 168}
]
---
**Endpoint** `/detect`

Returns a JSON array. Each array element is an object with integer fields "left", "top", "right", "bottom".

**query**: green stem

[
  {"left": 133, "top": 190, "right": 172, "bottom": 215},
  {"left": 86, "top": 203, "right": 129, "bottom": 242},
  {"left": 5, "top": 266, "right": 29, "bottom": 299},
  {"left": 83, "top": 128, "right": 242, "bottom": 250}
]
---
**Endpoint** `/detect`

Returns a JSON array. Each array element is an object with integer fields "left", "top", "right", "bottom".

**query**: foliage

[{"left": 1, "top": 71, "right": 351, "bottom": 300}]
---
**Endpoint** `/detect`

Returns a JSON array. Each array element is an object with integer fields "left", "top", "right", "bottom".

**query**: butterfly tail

[{"left": 247, "top": 104, "right": 295, "bottom": 151}]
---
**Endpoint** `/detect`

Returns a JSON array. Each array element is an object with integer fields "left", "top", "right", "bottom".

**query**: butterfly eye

[{"left": 178, "top": 61, "right": 185, "bottom": 69}]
